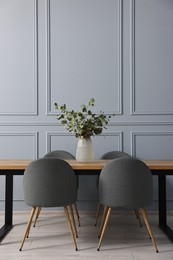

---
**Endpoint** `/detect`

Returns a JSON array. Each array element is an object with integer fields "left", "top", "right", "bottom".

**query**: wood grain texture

[{"left": 1, "top": 159, "right": 173, "bottom": 171}]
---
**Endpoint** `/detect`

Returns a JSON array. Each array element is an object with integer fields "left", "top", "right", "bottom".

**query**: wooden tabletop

[
  {"left": 65, "top": 160, "right": 110, "bottom": 170},
  {"left": 0, "top": 160, "right": 109, "bottom": 170},
  {"left": 69, "top": 160, "right": 173, "bottom": 170},
  {"left": 0, "top": 159, "right": 173, "bottom": 171},
  {"left": 0, "top": 160, "right": 31, "bottom": 170},
  {"left": 142, "top": 160, "right": 173, "bottom": 170}
]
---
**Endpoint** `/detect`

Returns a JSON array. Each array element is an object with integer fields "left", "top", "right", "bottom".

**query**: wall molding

[
  {"left": 131, "top": 131, "right": 173, "bottom": 157},
  {"left": 46, "top": 130, "right": 123, "bottom": 153},
  {"left": 46, "top": 0, "right": 123, "bottom": 116},
  {"left": 1, "top": 120, "right": 173, "bottom": 126},
  {"left": 114, "top": 131, "right": 123, "bottom": 151},
  {"left": 0, "top": 132, "right": 38, "bottom": 158},
  {"left": 46, "top": 131, "right": 75, "bottom": 153},
  {"left": 46, "top": 0, "right": 51, "bottom": 115},
  {"left": 0, "top": 0, "right": 38, "bottom": 116},
  {"left": 130, "top": 0, "right": 173, "bottom": 115},
  {"left": 96, "top": 131, "right": 123, "bottom": 151},
  {"left": 117, "top": 0, "right": 123, "bottom": 115}
]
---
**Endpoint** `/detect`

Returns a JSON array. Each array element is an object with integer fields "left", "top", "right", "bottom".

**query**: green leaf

[
  {"left": 61, "top": 120, "right": 67, "bottom": 124},
  {"left": 54, "top": 98, "right": 115, "bottom": 138},
  {"left": 82, "top": 107, "right": 87, "bottom": 113},
  {"left": 88, "top": 98, "right": 95, "bottom": 106}
]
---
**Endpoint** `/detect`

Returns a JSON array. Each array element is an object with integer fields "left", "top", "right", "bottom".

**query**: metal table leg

[
  {"left": 0, "top": 174, "right": 13, "bottom": 242},
  {"left": 158, "top": 172, "right": 173, "bottom": 241}
]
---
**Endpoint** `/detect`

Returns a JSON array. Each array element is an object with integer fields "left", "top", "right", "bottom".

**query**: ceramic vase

[{"left": 76, "top": 137, "right": 94, "bottom": 162}]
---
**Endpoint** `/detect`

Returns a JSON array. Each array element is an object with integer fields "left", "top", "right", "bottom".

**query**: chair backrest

[
  {"left": 99, "top": 158, "right": 153, "bottom": 208},
  {"left": 100, "top": 151, "right": 131, "bottom": 159},
  {"left": 44, "top": 150, "right": 75, "bottom": 159},
  {"left": 23, "top": 158, "right": 77, "bottom": 208}
]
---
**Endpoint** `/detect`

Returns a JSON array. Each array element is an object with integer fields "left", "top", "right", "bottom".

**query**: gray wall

[{"left": 0, "top": 0, "right": 173, "bottom": 211}]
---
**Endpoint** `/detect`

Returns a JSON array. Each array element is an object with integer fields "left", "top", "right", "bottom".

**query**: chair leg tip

[
  {"left": 156, "top": 249, "right": 159, "bottom": 253},
  {"left": 19, "top": 248, "right": 22, "bottom": 251},
  {"left": 75, "top": 248, "right": 78, "bottom": 251},
  {"left": 97, "top": 248, "right": 100, "bottom": 251}
]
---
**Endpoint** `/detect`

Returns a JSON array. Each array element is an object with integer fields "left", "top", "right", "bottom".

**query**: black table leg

[
  {"left": 5, "top": 174, "right": 13, "bottom": 225},
  {"left": 158, "top": 172, "right": 173, "bottom": 241},
  {"left": 0, "top": 174, "right": 13, "bottom": 242},
  {"left": 158, "top": 173, "right": 167, "bottom": 227}
]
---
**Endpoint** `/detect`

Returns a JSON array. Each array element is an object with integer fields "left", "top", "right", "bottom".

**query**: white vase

[{"left": 76, "top": 137, "right": 94, "bottom": 162}]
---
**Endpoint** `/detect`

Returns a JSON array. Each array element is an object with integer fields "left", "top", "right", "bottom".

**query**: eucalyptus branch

[{"left": 54, "top": 98, "right": 115, "bottom": 138}]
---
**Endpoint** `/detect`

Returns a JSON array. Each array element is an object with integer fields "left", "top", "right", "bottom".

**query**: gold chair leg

[
  {"left": 97, "top": 207, "right": 112, "bottom": 251},
  {"left": 134, "top": 208, "right": 142, "bottom": 227},
  {"left": 19, "top": 207, "right": 36, "bottom": 251},
  {"left": 69, "top": 205, "right": 78, "bottom": 238},
  {"left": 26, "top": 207, "right": 41, "bottom": 238},
  {"left": 33, "top": 207, "right": 42, "bottom": 227},
  {"left": 74, "top": 203, "right": 80, "bottom": 226},
  {"left": 140, "top": 208, "right": 159, "bottom": 253},
  {"left": 26, "top": 216, "right": 33, "bottom": 239},
  {"left": 95, "top": 203, "right": 101, "bottom": 226},
  {"left": 98, "top": 206, "right": 108, "bottom": 238},
  {"left": 64, "top": 206, "right": 78, "bottom": 251},
  {"left": 142, "top": 209, "right": 151, "bottom": 239}
]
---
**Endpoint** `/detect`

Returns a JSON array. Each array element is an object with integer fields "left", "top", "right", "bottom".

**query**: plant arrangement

[{"left": 54, "top": 98, "right": 114, "bottom": 139}]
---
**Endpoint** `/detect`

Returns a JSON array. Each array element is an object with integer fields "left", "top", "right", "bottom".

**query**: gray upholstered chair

[
  {"left": 44, "top": 150, "right": 75, "bottom": 159},
  {"left": 97, "top": 158, "right": 158, "bottom": 252},
  {"left": 19, "top": 158, "right": 78, "bottom": 251},
  {"left": 95, "top": 151, "right": 133, "bottom": 226},
  {"left": 33, "top": 150, "right": 80, "bottom": 227},
  {"left": 100, "top": 151, "right": 131, "bottom": 160}
]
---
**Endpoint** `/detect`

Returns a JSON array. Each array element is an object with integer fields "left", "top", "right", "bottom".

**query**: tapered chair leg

[
  {"left": 19, "top": 207, "right": 36, "bottom": 251},
  {"left": 140, "top": 208, "right": 159, "bottom": 253},
  {"left": 95, "top": 203, "right": 101, "bottom": 226},
  {"left": 69, "top": 205, "right": 78, "bottom": 238},
  {"left": 98, "top": 206, "right": 108, "bottom": 238},
  {"left": 97, "top": 207, "right": 112, "bottom": 251},
  {"left": 64, "top": 206, "right": 78, "bottom": 251},
  {"left": 26, "top": 214, "right": 34, "bottom": 238},
  {"left": 25, "top": 207, "right": 37, "bottom": 238},
  {"left": 33, "top": 207, "right": 42, "bottom": 227},
  {"left": 134, "top": 208, "right": 142, "bottom": 227},
  {"left": 26, "top": 207, "right": 38, "bottom": 238},
  {"left": 74, "top": 203, "right": 80, "bottom": 226},
  {"left": 33, "top": 204, "right": 80, "bottom": 227}
]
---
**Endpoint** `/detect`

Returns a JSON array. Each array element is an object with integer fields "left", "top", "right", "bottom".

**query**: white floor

[{"left": 0, "top": 211, "right": 173, "bottom": 260}]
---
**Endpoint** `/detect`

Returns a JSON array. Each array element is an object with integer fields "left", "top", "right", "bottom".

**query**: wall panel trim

[
  {"left": 1, "top": 121, "right": 173, "bottom": 126},
  {"left": 46, "top": 131, "right": 123, "bottom": 154},
  {"left": 46, "top": 0, "right": 123, "bottom": 116},
  {"left": 0, "top": 132, "right": 38, "bottom": 158},
  {"left": 131, "top": 131, "right": 173, "bottom": 157},
  {"left": 0, "top": 0, "right": 38, "bottom": 116},
  {"left": 130, "top": 0, "right": 173, "bottom": 115}
]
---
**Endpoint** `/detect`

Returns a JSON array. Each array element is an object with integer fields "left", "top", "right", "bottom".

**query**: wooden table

[{"left": 0, "top": 159, "right": 173, "bottom": 242}]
